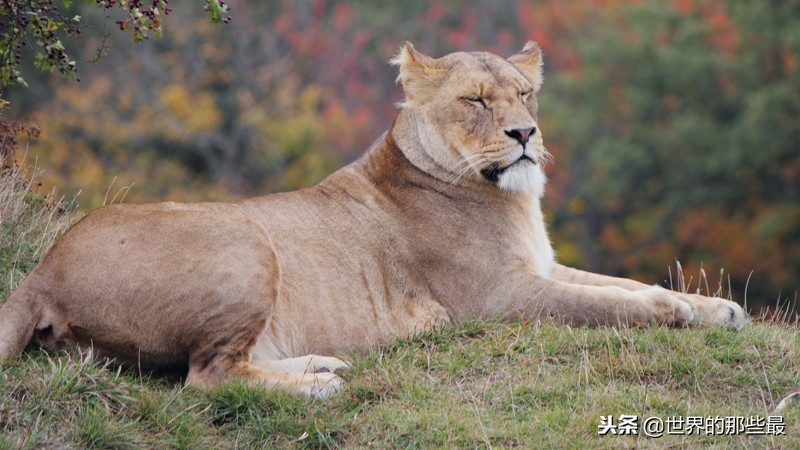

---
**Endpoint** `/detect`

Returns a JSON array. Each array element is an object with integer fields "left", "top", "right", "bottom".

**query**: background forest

[{"left": 3, "top": 0, "right": 798, "bottom": 312}]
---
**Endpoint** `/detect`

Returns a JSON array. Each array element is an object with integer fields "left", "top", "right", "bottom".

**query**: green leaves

[
  {"left": 203, "top": 0, "right": 231, "bottom": 25},
  {"left": 0, "top": 1, "right": 82, "bottom": 89}
]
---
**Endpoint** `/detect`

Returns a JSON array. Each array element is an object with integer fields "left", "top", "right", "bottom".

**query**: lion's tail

[{"left": 0, "top": 280, "right": 42, "bottom": 361}]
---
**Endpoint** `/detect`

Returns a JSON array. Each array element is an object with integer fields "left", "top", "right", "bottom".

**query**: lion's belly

[
  {"left": 250, "top": 238, "right": 451, "bottom": 359},
  {"left": 251, "top": 290, "right": 449, "bottom": 360}
]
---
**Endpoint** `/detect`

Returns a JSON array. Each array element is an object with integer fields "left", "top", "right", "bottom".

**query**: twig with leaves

[{"left": 0, "top": 0, "right": 231, "bottom": 93}]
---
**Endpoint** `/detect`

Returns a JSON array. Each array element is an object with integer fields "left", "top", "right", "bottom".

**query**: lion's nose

[{"left": 505, "top": 127, "right": 537, "bottom": 147}]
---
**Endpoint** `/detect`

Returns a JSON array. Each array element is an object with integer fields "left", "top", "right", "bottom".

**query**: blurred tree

[
  {"left": 2, "top": 0, "right": 796, "bottom": 307},
  {"left": 541, "top": 0, "right": 799, "bottom": 305},
  {"left": 5, "top": 0, "right": 528, "bottom": 207}
]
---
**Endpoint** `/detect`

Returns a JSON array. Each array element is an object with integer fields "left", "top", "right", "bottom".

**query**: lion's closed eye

[
  {"left": 461, "top": 95, "right": 488, "bottom": 108},
  {"left": 520, "top": 90, "right": 533, "bottom": 104}
]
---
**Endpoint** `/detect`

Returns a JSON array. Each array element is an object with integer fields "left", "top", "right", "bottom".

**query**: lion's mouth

[{"left": 480, "top": 154, "right": 535, "bottom": 183}]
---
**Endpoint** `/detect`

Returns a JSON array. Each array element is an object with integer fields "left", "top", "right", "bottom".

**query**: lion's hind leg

[
  {"left": 186, "top": 353, "right": 344, "bottom": 400},
  {"left": 255, "top": 355, "right": 350, "bottom": 375},
  {"left": 233, "top": 361, "right": 344, "bottom": 399}
]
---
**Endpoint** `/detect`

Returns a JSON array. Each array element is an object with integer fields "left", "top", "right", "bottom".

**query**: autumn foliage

[{"left": 2, "top": 0, "right": 798, "bottom": 310}]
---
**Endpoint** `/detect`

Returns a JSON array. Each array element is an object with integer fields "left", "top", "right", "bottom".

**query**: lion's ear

[
  {"left": 508, "top": 41, "right": 544, "bottom": 92},
  {"left": 390, "top": 42, "right": 448, "bottom": 106}
]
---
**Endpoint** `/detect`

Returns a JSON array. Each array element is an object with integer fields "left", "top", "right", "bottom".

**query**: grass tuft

[{"left": 0, "top": 155, "right": 77, "bottom": 300}]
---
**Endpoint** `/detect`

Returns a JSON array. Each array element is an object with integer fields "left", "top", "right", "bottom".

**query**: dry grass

[{"left": 0, "top": 156, "right": 77, "bottom": 300}]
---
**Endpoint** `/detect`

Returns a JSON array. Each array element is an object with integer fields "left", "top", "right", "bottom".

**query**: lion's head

[{"left": 391, "top": 41, "right": 550, "bottom": 195}]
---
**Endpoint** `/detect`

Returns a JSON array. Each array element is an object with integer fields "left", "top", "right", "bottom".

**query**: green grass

[
  {"left": 1, "top": 164, "right": 798, "bottom": 448},
  {"left": 0, "top": 320, "right": 797, "bottom": 448}
]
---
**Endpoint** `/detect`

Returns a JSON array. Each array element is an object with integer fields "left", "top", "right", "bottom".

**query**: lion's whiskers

[
  {"left": 537, "top": 145, "right": 554, "bottom": 167},
  {"left": 437, "top": 149, "right": 487, "bottom": 191}
]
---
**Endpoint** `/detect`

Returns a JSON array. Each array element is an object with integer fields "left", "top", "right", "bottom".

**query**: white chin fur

[{"left": 497, "top": 163, "right": 547, "bottom": 197}]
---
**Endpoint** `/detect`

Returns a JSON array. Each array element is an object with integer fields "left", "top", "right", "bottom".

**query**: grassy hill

[{"left": 1, "top": 165, "right": 798, "bottom": 448}]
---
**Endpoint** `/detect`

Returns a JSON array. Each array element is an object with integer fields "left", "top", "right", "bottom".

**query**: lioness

[{"left": 0, "top": 42, "right": 747, "bottom": 399}]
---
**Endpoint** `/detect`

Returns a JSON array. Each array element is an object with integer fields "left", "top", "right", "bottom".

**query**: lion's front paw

[
  {"left": 676, "top": 293, "right": 748, "bottom": 331},
  {"left": 639, "top": 287, "right": 696, "bottom": 327}
]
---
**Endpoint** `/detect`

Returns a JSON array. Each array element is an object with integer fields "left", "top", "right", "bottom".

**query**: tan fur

[{"left": 0, "top": 42, "right": 747, "bottom": 398}]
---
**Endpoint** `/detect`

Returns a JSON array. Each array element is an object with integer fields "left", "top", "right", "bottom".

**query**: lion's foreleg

[
  {"left": 548, "top": 264, "right": 747, "bottom": 330},
  {"left": 493, "top": 273, "right": 696, "bottom": 328},
  {"left": 549, "top": 264, "right": 651, "bottom": 290},
  {"left": 670, "top": 292, "right": 748, "bottom": 330}
]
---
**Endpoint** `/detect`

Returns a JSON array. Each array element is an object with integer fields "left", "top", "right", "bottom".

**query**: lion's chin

[{"left": 497, "top": 161, "right": 547, "bottom": 197}]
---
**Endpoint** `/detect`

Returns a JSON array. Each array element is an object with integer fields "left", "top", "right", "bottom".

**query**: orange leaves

[
  {"left": 331, "top": 3, "right": 353, "bottom": 32},
  {"left": 423, "top": 2, "right": 447, "bottom": 24},
  {"left": 676, "top": 210, "right": 791, "bottom": 292},
  {"left": 671, "top": 0, "right": 739, "bottom": 52},
  {"left": 673, "top": 0, "right": 694, "bottom": 15},
  {"left": 676, "top": 211, "right": 752, "bottom": 264},
  {"left": 703, "top": 3, "right": 739, "bottom": 53}
]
